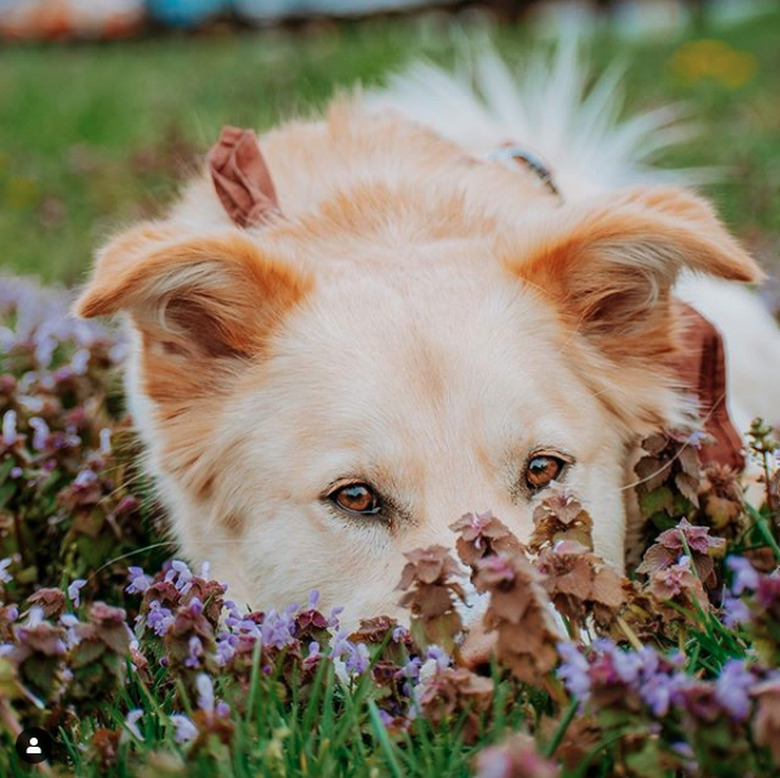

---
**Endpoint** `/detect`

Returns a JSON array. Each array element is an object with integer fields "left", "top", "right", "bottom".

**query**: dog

[{"left": 75, "top": 44, "right": 780, "bottom": 637}]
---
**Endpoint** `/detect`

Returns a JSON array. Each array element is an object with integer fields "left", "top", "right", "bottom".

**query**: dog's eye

[
  {"left": 524, "top": 455, "right": 564, "bottom": 491},
  {"left": 330, "top": 483, "right": 382, "bottom": 515}
]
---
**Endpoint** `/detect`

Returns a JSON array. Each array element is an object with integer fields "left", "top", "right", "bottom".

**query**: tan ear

[
  {"left": 509, "top": 186, "right": 763, "bottom": 431},
  {"left": 512, "top": 186, "right": 762, "bottom": 360},
  {"left": 76, "top": 222, "right": 311, "bottom": 362}
]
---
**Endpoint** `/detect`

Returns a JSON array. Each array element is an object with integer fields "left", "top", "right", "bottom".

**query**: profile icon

[
  {"left": 15, "top": 727, "right": 53, "bottom": 765},
  {"left": 26, "top": 737, "right": 42, "bottom": 755}
]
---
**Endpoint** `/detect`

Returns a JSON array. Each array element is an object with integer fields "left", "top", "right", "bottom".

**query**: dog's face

[{"left": 76, "top": 124, "right": 760, "bottom": 623}]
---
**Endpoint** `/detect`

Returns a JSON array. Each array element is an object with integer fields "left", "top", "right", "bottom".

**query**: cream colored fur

[{"left": 75, "top": 47, "right": 778, "bottom": 633}]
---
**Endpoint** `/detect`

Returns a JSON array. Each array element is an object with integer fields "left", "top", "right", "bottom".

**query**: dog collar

[{"left": 485, "top": 145, "right": 561, "bottom": 199}]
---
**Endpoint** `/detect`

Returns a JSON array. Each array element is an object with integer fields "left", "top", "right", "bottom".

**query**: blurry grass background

[{"left": 0, "top": 7, "right": 778, "bottom": 286}]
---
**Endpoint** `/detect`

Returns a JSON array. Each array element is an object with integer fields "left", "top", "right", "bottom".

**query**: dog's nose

[{"left": 459, "top": 620, "right": 496, "bottom": 675}]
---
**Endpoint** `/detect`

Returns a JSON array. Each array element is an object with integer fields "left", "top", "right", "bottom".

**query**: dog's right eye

[{"left": 329, "top": 482, "right": 382, "bottom": 515}]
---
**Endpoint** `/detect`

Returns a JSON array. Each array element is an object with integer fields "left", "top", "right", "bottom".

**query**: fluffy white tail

[{"left": 366, "top": 39, "right": 706, "bottom": 200}]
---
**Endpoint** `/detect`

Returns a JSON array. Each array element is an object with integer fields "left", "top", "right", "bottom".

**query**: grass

[{"left": 0, "top": 8, "right": 779, "bottom": 285}]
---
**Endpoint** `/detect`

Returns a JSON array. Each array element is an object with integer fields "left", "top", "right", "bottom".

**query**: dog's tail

[{"left": 366, "top": 38, "right": 709, "bottom": 200}]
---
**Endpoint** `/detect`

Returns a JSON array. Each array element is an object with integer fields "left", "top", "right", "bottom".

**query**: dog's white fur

[{"left": 76, "top": 44, "right": 779, "bottom": 629}]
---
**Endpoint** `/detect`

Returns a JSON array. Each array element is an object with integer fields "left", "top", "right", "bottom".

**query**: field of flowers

[{"left": 1, "top": 273, "right": 779, "bottom": 776}]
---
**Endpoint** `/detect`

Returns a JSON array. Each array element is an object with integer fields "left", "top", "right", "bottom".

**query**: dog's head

[{"left": 76, "top": 129, "right": 760, "bottom": 625}]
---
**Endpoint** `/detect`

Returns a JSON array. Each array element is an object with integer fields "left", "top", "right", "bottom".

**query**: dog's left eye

[
  {"left": 329, "top": 482, "right": 382, "bottom": 515},
  {"left": 524, "top": 454, "right": 565, "bottom": 491}
]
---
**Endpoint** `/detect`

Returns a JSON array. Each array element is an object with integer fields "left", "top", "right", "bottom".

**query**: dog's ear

[
  {"left": 75, "top": 222, "right": 311, "bottom": 400},
  {"left": 512, "top": 186, "right": 762, "bottom": 362}
]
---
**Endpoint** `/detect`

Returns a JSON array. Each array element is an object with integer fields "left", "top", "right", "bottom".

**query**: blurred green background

[{"left": 0, "top": 7, "right": 778, "bottom": 286}]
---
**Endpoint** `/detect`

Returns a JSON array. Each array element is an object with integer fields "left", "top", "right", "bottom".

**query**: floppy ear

[
  {"left": 513, "top": 186, "right": 762, "bottom": 358},
  {"left": 510, "top": 186, "right": 763, "bottom": 429},
  {"left": 75, "top": 222, "right": 311, "bottom": 403}
]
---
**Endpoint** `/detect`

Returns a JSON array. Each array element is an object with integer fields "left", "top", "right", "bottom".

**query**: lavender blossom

[
  {"left": 0, "top": 558, "right": 12, "bottom": 585},
  {"left": 714, "top": 659, "right": 755, "bottom": 721},
  {"left": 185, "top": 636, "right": 204, "bottom": 669},
  {"left": 556, "top": 641, "right": 591, "bottom": 702},
  {"left": 126, "top": 566, "right": 153, "bottom": 595},
  {"left": 170, "top": 714, "right": 198, "bottom": 744},
  {"left": 67, "top": 579, "right": 87, "bottom": 608},
  {"left": 146, "top": 600, "right": 175, "bottom": 637},
  {"left": 28, "top": 417, "right": 50, "bottom": 451},
  {"left": 2, "top": 410, "right": 17, "bottom": 447},
  {"left": 124, "top": 709, "right": 144, "bottom": 741},
  {"left": 727, "top": 557, "right": 761, "bottom": 594}
]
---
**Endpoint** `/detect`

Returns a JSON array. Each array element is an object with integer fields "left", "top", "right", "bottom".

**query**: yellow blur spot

[{"left": 670, "top": 39, "right": 757, "bottom": 89}]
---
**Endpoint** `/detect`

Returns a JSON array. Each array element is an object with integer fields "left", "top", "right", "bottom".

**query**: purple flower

[
  {"left": 727, "top": 557, "right": 761, "bottom": 595},
  {"left": 70, "top": 348, "right": 90, "bottom": 375},
  {"left": 99, "top": 428, "right": 112, "bottom": 455},
  {"left": 2, "top": 410, "right": 17, "bottom": 447},
  {"left": 170, "top": 714, "right": 198, "bottom": 743},
  {"left": 126, "top": 566, "right": 153, "bottom": 595},
  {"left": 60, "top": 614, "right": 81, "bottom": 649},
  {"left": 124, "top": 709, "right": 144, "bottom": 741},
  {"left": 722, "top": 594, "right": 751, "bottom": 628},
  {"left": 28, "top": 417, "right": 50, "bottom": 451},
  {"left": 331, "top": 631, "right": 371, "bottom": 676},
  {"left": 146, "top": 601, "right": 174, "bottom": 637},
  {"left": 556, "top": 642, "right": 591, "bottom": 702},
  {"left": 185, "top": 636, "right": 204, "bottom": 669},
  {"left": 0, "top": 557, "right": 13, "bottom": 585},
  {"left": 714, "top": 659, "right": 755, "bottom": 721},
  {"left": 639, "top": 670, "right": 683, "bottom": 717},
  {"left": 165, "top": 559, "right": 193, "bottom": 595},
  {"left": 73, "top": 469, "right": 97, "bottom": 489},
  {"left": 392, "top": 625, "right": 408, "bottom": 643},
  {"left": 215, "top": 633, "right": 237, "bottom": 666},
  {"left": 261, "top": 608, "right": 296, "bottom": 649},
  {"left": 307, "top": 590, "right": 320, "bottom": 610},
  {"left": 196, "top": 673, "right": 215, "bottom": 713},
  {"left": 67, "top": 579, "right": 87, "bottom": 608},
  {"left": 196, "top": 673, "right": 230, "bottom": 719},
  {"left": 328, "top": 606, "right": 344, "bottom": 630}
]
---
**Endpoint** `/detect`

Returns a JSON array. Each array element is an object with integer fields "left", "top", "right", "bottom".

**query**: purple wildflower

[
  {"left": 308, "top": 590, "right": 320, "bottom": 610},
  {"left": 60, "top": 613, "right": 81, "bottom": 648},
  {"left": 556, "top": 641, "right": 591, "bottom": 702},
  {"left": 714, "top": 659, "right": 755, "bottom": 721},
  {"left": 99, "top": 427, "right": 112, "bottom": 455},
  {"left": 196, "top": 673, "right": 230, "bottom": 719},
  {"left": 165, "top": 559, "right": 193, "bottom": 595},
  {"left": 126, "top": 566, "right": 153, "bottom": 595},
  {"left": 73, "top": 469, "right": 97, "bottom": 489},
  {"left": 261, "top": 608, "right": 296, "bottom": 649},
  {"left": 67, "top": 579, "right": 87, "bottom": 608},
  {"left": 28, "top": 417, "right": 50, "bottom": 451},
  {"left": 185, "top": 636, "right": 204, "bottom": 669},
  {"left": 328, "top": 606, "right": 344, "bottom": 630},
  {"left": 70, "top": 348, "right": 90, "bottom": 375},
  {"left": 727, "top": 557, "right": 761, "bottom": 594},
  {"left": 196, "top": 673, "right": 215, "bottom": 713},
  {"left": 722, "top": 594, "right": 751, "bottom": 628},
  {"left": 2, "top": 410, "right": 17, "bottom": 447},
  {"left": 0, "top": 557, "right": 12, "bottom": 585},
  {"left": 170, "top": 714, "right": 198, "bottom": 744},
  {"left": 215, "top": 633, "right": 237, "bottom": 666},
  {"left": 146, "top": 601, "right": 175, "bottom": 637},
  {"left": 124, "top": 709, "right": 144, "bottom": 741}
]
